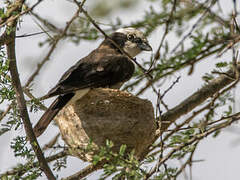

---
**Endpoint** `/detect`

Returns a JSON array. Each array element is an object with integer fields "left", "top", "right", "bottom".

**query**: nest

[{"left": 55, "top": 88, "right": 156, "bottom": 161}]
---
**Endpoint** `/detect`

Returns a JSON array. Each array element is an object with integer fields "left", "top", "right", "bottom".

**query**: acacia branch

[
  {"left": 160, "top": 64, "right": 240, "bottom": 133},
  {"left": 7, "top": 22, "right": 56, "bottom": 180},
  {"left": 145, "top": 112, "right": 240, "bottom": 179},
  {"left": 171, "top": 0, "right": 216, "bottom": 53},
  {"left": 139, "top": 63, "right": 240, "bottom": 162},
  {"left": 24, "top": 0, "right": 87, "bottom": 89},
  {"left": 0, "top": 0, "right": 43, "bottom": 27},
  {"left": 149, "top": 0, "right": 177, "bottom": 70},
  {"left": 136, "top": 44, "right": 225, "bottom": 96},
  {"left": 62, "top": 162, "right": 104, "bottom": 180},
  {"left": 0, "top": 150, "right": 68, "bottom": 178},
  {"left": 0, "top": 103, "right": 13, "bottom": 122},
  {"left": 25, "top": 11, "right": 79, "bottom": 87},
  {"left": 174, "top": 140, "right": 200, "bottom": 179},
  {"left": 5, "top": 1, "right": 55, "bottom": 179}
]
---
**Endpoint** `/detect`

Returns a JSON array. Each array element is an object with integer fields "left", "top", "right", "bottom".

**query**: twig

[
  {"left": 0, "top": 150, "right": 68, "bottom": 178},
  {"left": 159, "top": 64, "right": 240, "bottom": 133},
  {"left": 42, "top": 133, "right": 60, "bottom": 151},
  {"left": 0, "top": 0, "right": 44, "bottom": 27},
  {"left": 30, "top": 11, "right": 61, "bottom": 33},
  {"left": 212, "top": 71, "right": 236, "bottom": 80},
  {"left": 144, "top": 113, "right": 240, "bottom": 179},
  {"left": 30, "top": 17, "right": 54, "bottom": 40},
  {"left": 155, "top": 89, "right": 163, "bottom": 129},
  {"left": 148, "top": 0, "right": 177, "bottom": 71},
  {"left": 24, "top": 0, "right": 87, "bottom": 88},
  {"left": 194, "top": 1, "right": 228, "bottom": 26},
  {"left": 160, "top": 76, "right": 180, "bottom": 99},
  {"left": 0, "top": 103, "right": 13, "bottom": 122},
  {"left": 148, "top": 103, "right": 210, "bottom": 158},
  {"left": 62, "top": 161, "right": 106, "bottom": 180},
  {"left": 136, "top": 44, "right": 225, "bottom": 96},
  {"left": 140, "top": 63, "right": 240, "bottom": 161},
  {"left": 171, "top": 0, "right": 215, "bottom": 54},
  {"left": 23, "top": 88, "right": 47, "bottom": 111},
  {"left": 174, "top": 141, "right": 200, "bottom": 178},
  {"left": 15, "top": 31, "right": 48, "bottom": 38}
]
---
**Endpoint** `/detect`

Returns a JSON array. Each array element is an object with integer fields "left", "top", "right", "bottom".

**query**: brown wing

[
  {"left": 33, "top": 93, "right": 74, "bottom": 137},
  {"left": 47, "top": 55, "right": 135, "bottom": 97}
]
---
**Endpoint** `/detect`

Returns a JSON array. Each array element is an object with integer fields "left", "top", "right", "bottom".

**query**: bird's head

[{"left": 106, "top": 27, "right": 152, "bottom": 57}]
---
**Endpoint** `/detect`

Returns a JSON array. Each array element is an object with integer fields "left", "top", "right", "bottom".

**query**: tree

[{"left": 0, "top": 0, "right": 240, "bottom": 179}]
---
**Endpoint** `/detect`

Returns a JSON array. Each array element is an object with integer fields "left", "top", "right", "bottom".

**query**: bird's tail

[{"left": 33, "top": 93, "right": 74, "bottom": 137}]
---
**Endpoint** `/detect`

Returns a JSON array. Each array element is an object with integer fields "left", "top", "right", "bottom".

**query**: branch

[
  {"left": 160, "top": 64, "right": 240, "bottom": 133},
  {"left": 0, "top": 0, "right": 43, "bottom": 28},
  {"left": 171, "top": 0, "right": 216, "bottom": 53},
  {"left": 62, "top": 162, "right": 105, "bottom": 180},
  {"left": 145, "top": 112, "right": 240, "bottom": 179},
  {"left": 174, "top": 140, "right": 199, "bottom": 178},
  {"left": 0, "top": 103, "right": 13, "bottom": 122},
  {"left": 136, "top": 44, "right": 225, "bottom": 96},
  {"left": 140, "top": 63, "right": 240, "bottom": 163},
  {"left": 148, "top": 0, "right": 177, "bottom": 70},
  {"left": 0, "top": 150, "right": 68, "bottom": 178},
  {"left": 195, "top": 0, "right": 228, "bottom": 26},
  {"left": 24, "top": 0, "right": 86, "bottom": 88},
  {"left": 42, "top": 133, "right": 60, "bottom": 151},
  {"left": 0, "top": 31, "right": 12, "bottom": 46},
  {"left": 5, "top": 1, "right": 55, "bottom": 179}
]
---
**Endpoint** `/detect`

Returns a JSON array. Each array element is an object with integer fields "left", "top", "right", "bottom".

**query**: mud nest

[{"left": 55, "top": 88, "right": 156, "bottom": 161}]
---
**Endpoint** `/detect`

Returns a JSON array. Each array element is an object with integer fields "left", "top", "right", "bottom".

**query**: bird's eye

[{"left": 127, "top": 34, "right": 134, "bottom": 40}]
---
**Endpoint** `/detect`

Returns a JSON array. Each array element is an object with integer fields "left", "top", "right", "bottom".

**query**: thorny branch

[
  {"left": 62, "top": 162, "right": 105, "bottom": 180},
  {"left": 159, "top": 64, "right": 240, "bottom": 134},
  {"left": 0, "top": 0, "right": 44, "bottom": 28},
  {"left": 5, "top": 0, "right": 55, "bottom": 179},
  {"left": 149, "top": 102, "right": 211, "bottom": 158},
  {"left": 0, "top": 103, "right": 12, "bottom": 122},
  {"left": 173, "top": 141, "right": 200, "bottom": 179},
  {"left": 148, "top": 0, "right": 177, "bottom": 70},
  {"left": 136, "top": 44, "right": 226, "bottom": 96},
  {"left": 171, "top": 0, "right": 216, "bottom": 53},
  {"left": 139, "top": 63, "right": 240, "bottom": 162},
  {"left": 0, "top": 150, "right": 68, "bottom": 178},
  {"left": 24, "top": 0, "right": 87, "bottom": 88},
  {"left": 42, "top": 133, "right": 60, "bottom": 151},
  {"left": 144, "top": 50, "right": 240, "bottom": 178},
  {"left": 144, "top": 112, "right": 240, "bottom": 179}
]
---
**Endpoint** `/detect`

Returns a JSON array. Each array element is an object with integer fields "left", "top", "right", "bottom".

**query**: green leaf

[
  {"left": 216, "top": 62, "right": 228, "bottom": 68},
  {"left": 119, "top": 144, "right": 127, "bottom": 156},
  {"left": 0, "top": 127, "right": 10, "bottom": 136}
]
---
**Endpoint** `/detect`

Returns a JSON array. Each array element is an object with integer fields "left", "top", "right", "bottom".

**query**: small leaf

[
  {"left": 216, "top": 62, "right": 228, "bottom": 68},
  {"left": 119, "top": 144, "right": 127, "bottom": 156},
  {"left": 0, "top": 127, "right": 10, "bottom": 136}
]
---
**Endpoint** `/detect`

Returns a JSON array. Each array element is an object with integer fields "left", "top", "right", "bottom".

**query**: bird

[{"left": 33, "top": 27, "right": 152, "bottom": 137}]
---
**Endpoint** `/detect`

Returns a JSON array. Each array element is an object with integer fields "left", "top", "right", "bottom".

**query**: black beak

[{"left": 138, "top": 41, "right": 152, "bottom": 51}]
